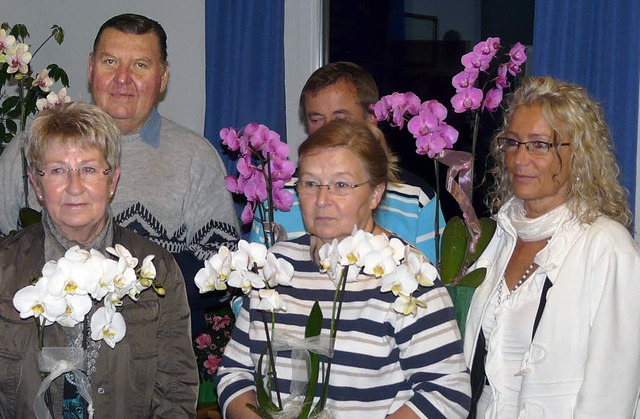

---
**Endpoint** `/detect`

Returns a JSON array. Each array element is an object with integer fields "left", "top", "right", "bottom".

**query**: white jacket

[{"left": 464, "top": 200, "right": 640, "bottom": 418}]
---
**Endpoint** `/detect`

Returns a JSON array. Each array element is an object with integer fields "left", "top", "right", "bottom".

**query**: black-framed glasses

[
  {"left": 497, "top": 137, "right": 570, "bottom": 156},
  {"left": 37, "top": 166, "right": 112, "bottom": 183},
  {"left": 295, "top": 180, "right": 369, "bottom": 197}
]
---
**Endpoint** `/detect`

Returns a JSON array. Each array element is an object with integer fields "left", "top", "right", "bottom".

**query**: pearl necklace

[{"left": 497, "top": 263, "right": 536, "bottom": 306}]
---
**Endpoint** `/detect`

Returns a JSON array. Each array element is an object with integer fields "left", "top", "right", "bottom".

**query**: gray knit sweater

[{"left": 0, "top": 109, "right": 239, "bottom": 263}]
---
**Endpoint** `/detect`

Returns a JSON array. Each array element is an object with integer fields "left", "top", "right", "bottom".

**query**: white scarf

[{"left": 505, "top": 198, "right": 573, "bottom": 242}]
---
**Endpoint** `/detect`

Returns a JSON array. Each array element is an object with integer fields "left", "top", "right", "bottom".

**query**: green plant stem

[
  {"left": 254, "top": 147, "right": 276, "bottom": 248},
  {"left": 312, "top": 267, "right": 348, "bottom": 415},
  {"left": 30, "top": 33, "right": 56, "bottom": 58},
  {"left": 261, "top": 310, "right": 282, "bottom": 409}
]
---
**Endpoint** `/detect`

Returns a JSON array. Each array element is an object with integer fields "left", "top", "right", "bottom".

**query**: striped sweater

[{"left": 217, "top": 235, "right": 471, "bottom": 418}]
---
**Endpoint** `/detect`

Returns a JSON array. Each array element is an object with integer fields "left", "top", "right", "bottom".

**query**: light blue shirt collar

[{"left": 135, "top": 108, "right": 161, "bottom": 148}]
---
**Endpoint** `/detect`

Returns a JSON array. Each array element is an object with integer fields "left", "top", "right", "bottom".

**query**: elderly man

[
  {"left": 0, "top": 14, "right": 239, "bottom": 335},
  {"left": 250, "top": 62, "right": 444, "bottom": 262}
]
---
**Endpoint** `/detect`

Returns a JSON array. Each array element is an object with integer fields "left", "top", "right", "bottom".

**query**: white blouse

[{"left": 476, "top": 269, "right": 546, "bottom": 418}]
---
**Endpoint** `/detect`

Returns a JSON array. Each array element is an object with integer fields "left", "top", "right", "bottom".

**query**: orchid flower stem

[
  {"left": 469, "top": 110, "right": 481, "bottom": 203},
  {"left": 263, "top": 150, "right": 276, "bottom": 248},
  {"left": 314, "top": 267, "right": 349, "bottom": 414},
  {"left": 37, "top": 319, "right": 54, "bottom": 416},
  {"left": 261, "top": 310, "right": 282, "bottom": 409},
  {"left": 434, "top": 159, "right": 441, "bottom": 266}
]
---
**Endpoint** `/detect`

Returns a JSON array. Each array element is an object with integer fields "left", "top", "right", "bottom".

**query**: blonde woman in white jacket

[{"left": 464, "top": 76, "right": 640, "bottom": 418}]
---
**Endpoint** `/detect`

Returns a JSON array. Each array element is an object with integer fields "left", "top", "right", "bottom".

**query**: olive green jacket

[{"left": 0, "top": 223, "right": 198, "bottom": 418}]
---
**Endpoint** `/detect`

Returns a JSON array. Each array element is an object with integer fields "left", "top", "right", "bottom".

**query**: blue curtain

[
  {"left": 531, "top": 0, "right": 640, "bottom": 212},
  {"left": 204, "top": 1, "right": 287, "bottom": 176}
]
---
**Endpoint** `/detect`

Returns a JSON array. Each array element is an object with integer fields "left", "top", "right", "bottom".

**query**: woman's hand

[{"left": 225, "top": 390, "right": 261, "bottom": 419}]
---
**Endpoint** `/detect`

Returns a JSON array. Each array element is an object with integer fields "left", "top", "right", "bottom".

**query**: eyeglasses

[
  {"left": 497, "top": 137, "right": 570, "bottom": 156},
  {"left": 37, "top": 166, "right": 112, "bottom": 183},
  {"left": 295, "top": 180, "right": 369, "bottom": 197}
]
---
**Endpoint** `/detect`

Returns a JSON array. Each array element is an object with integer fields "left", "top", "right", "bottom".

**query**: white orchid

[
  {"left": 13, "top": 276, "right": 66, "bottom": 325},
  {"left": 405, "top": 247, "right": 438, "bottom": 287},
  {"left": 337, "top": 229, "right": 374, "bottom": 267},
  {"left": 234, "top": 240, "right": 268, "bottom": 270},
  {"left": 380, "top": 264, "right": 419, "bottom": 297},
  {"left": 107, "top": 244, "right": 139, "bottom": 269},
  {"left": 36, "top": 87, "right": 71, "bottom": 111},
  {"left": 0, "top": 29, "right": 16, "bottom": 53},
  {"left": 392, "top": 294, "right": 426, "bottom": 316},
  {"left": 56, "top": 293, "right": 93, "bottom": 327},
  {"left": 32, "top": 68, "right": 54, "bottom": 92},
  {"left": 228, "top": 269, "right": 266, "bottom": 294},
  {"left": 361, "top": 248, "right": 397, "bottom": 278},
  {"left": 262, "top": 253, "right": 294, "bottom": 287},
  {"left": 5, "top": 42, "right": 31, "bottom": 74},
  {"left": 257, "top": 289, "right": 287, "bottom": 312},
  {"left": 90, "top": 305, "right": 126, "bottom": 349},
  {"left": 13, "top": 243, "right": 161, "bottom": 348},
  {"left": 195, "top": 258, "right": 229, "bottom": 293}
]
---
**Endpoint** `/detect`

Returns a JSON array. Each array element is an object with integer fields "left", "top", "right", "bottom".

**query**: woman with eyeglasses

[
  {"left": 217, "top": 120, "right": 471, "bottom": 418},
  {"left": 0, "top": 102, "right": 198, "bottom": 417},
  {"left": 465, "top": 76, "right": 640, "bottom": 418}
]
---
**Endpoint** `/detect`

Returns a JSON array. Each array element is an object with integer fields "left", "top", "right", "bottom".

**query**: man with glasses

[
  {"left": 250, "top": 62, "right": 444, "bottom": 262},
  {"left": 0, "top": 13, "right": 239, "bottom": 335}
]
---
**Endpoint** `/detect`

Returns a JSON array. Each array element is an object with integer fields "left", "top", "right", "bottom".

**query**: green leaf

[
  {"left": 255, "top": 348, "right": 281, "bottom": 413},
  {"left": 1, "top": 23, "right": 9, "bottom": 31},
  {"left": 457, "top": 267, "right": 487, "bottom": 288},
  {"left": 463, "top": 217, "right": 497, "bottom": 266},
  {"left": 47, "top": 64, "right": 69, "bottom": 87},
  {"left": 439, "top": 216, "right": 469, "bottom": 284},
  {"left": 2, "top": 96, "right": 19, "bottom": 111},
  {"left": 299, "top": 301, "right": 323, "bottom": 418},
  {"left": 51, "top": 25, "right": 65, "bottom": 45},
  {"left": 10, "top": 24, "right": 29, "bottom": 41},
  {"left": 5, "top": 118, "right": 17, "bottom": 135}
]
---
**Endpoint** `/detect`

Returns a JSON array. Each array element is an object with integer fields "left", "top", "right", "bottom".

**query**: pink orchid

[
  {"left": 376, "top": 92, "right": 421, "bottom": 129},
  {"left": 451, "top": 87, "right": 484, "bottom": 113},
  {"left": 419, "top": 100, "right": 448, "bottom": 121},
  {"left": 220, "top": 127, "right": 240, "bottom": 151},
  {"left": 225, "top": 175, "right": 240, "bottom": 194},
  {"left": 482, "top": 88, "right": 503, "bottom": 112},
  {"left": 269, "top": 156, "right": 295, "bottom": 182},
  {"left": 373, "top": 100, "right": 390, "bottom": 121},
  {"left": 408, "top": 111, "right": 440, "bottom": 138},
  {"left": 415, "top": 132, "right": 448, "bottom": 158},
  {"left": 461, "top": 51, "right": 491, "bottom": 72},
  {"left": 495, "top": 64, "right": 510, "bottom": 89},
  {"left": 452, "top": 71, "right": 479, "bottom": 91},
  {"left": 271, "top": 181, "right": 295, "bottom": 211},
  {"left": 263, "top": 137, "right": 290, "bottom": 160},
  {"left": 508, "top": 42, "right": 527, "bottom": 66},
  {"left": 241, "top": 203, "right": 255, "bottom": 224},
  {"left": 473, "top": 37, "right": 501, "bottom": 58}
]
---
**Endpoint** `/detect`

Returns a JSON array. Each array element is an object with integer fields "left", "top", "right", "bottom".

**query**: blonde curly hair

[{"left": 486, "top": 76, "right": 632, "bottom": 228}]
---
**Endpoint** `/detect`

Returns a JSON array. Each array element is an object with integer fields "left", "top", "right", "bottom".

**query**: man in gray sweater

[{"left": 0, "top": 13, "right": 239, "bottom": 335}]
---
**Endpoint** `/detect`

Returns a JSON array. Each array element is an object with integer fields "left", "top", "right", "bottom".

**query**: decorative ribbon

[
  {"left": 267, "top": 331, "right": 335, "bottom": 400},
  {"left": 34, "top": 347, "right": 94, "bottom": 419},
  {"left": 437, "top": 149, "right": 481, "bottom": 252}
]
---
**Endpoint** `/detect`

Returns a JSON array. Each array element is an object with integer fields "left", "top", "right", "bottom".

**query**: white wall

[
  {"left": 283, "top": 0, "right": 324, "bottom": 162},
  {"left": 2, "top": 0, "right": 205, "bottom": 134}
]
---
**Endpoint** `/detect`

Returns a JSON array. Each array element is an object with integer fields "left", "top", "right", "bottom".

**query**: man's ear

[
  {"left": 160, "top": 62, "right": 169, "bottom": 93},
  {"left": 87, "top": 53, "right": 95, "bottom": 84}
]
